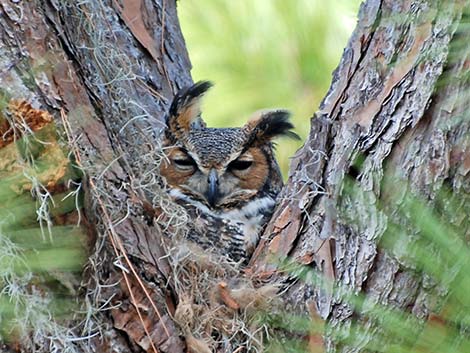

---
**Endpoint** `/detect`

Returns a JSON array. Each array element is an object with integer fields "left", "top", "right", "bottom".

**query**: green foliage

[
  {"left": 0, "top": 104, "right": 85, "bottom": 348},
  {"left": 179, "top": 0, "right": 362, "bottom": 175},
  {"left": 0, "top": 177, "right": 85, "bottom": 346}
]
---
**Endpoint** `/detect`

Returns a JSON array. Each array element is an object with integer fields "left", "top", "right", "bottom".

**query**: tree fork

[{"left": 2, "top": 0, "right": 470, "bottom": 352}]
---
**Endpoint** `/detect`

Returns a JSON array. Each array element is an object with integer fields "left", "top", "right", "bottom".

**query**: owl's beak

[{"left": 207, "top": 168, "right": 219, "bottom": 207}]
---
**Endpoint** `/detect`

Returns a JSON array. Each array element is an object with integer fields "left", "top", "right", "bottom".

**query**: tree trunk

[
  {"left": 251, "top": 0, "right": 470, "bottom": 352},
  {"left": 1, "top": 0, "right": 191, "bottom": 352},
  {"left": 1, "top": 0, "right": 470, "bottom": 353}
]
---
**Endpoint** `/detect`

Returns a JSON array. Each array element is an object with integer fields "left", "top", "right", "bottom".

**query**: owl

[{"left": 160, "top": 81, "right": 298, "bottom": 262}]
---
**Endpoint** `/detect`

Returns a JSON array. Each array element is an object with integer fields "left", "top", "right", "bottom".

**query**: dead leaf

[
  {"left": 186, "top": 334, "right": 212, "bottom": 353},
  {"left": 217, "top": 282, "right": 240, "bottom": 310},
  {"left": 1, "top": 100, "right": 53, "bottom": 148}
]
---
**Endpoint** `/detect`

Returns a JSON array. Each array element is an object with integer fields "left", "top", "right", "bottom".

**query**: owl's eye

[
  {"left": 173, "top": 157, "right": 196, "bottom": 170},
  {"left": 228, "top": 159, "right": 253, "bottom": 171}
]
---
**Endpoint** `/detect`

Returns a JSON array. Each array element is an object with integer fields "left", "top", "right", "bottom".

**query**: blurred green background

[{"left": 178, "top": 0, "right": 362, "bottom": 175}]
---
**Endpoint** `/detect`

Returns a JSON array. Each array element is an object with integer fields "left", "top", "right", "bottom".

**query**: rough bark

[
  {"left": 250, "top": 0, "right": 470, "bottom": 352},
  {"left": 1, "top": 0, "right": 190, "bottom": 352}
]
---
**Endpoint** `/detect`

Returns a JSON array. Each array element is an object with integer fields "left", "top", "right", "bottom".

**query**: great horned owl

[{"left": 160, "top": 81, "right": 298, "bottom": 262}]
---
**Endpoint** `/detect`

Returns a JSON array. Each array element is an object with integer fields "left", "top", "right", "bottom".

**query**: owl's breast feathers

[{"left": 170, "top": 188, "right": 276, "bottom": 262}]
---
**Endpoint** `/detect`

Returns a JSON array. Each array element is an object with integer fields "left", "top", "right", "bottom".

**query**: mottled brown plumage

[{"left": 160, "top": 81, "right": 299, "bottom": 262}]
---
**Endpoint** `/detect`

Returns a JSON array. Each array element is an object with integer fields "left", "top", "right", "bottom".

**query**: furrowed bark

[
  {"left": 1, "top": 0, "right": 191, "bottom": 351},
  {"left": 251, "top": 0, "right": 470, "bottom": 352}
]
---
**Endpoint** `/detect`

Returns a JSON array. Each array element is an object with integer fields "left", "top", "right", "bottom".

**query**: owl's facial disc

[
  {"left": 215, "top": 148, "right": 268, "bottom": 206},
  {"left": 205, "top": 151, "right": 258, "bottom": 207},
  {"left": 160, "top": 145, "right": 270, "bottom": 209}
]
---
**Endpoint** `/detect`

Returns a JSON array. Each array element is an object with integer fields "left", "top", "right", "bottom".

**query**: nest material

[{"left": 166, "top": 239, "right": 281, "bottom": 352}]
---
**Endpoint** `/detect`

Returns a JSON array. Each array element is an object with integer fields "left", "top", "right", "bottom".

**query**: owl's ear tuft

[
  {"left": 167, "top": 81, "right": 213, "bottom": 138},
  {"left": 244, "top": 110, "right": 300, "bottom": 145}
]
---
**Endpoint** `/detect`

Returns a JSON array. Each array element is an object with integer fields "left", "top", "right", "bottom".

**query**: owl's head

[{"left": 160, "top": 81, "right": 299, "bottom": 210}]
